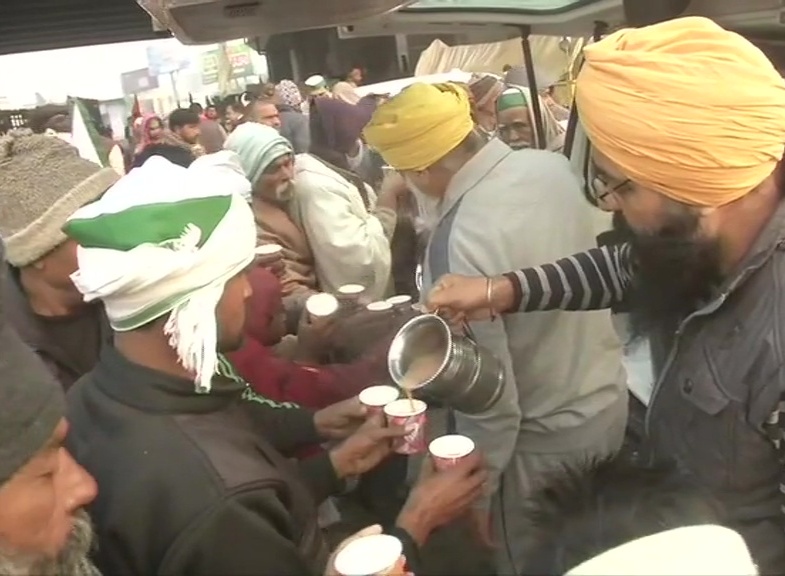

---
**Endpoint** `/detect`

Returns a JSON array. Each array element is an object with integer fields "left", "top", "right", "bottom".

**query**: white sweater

[{"left": 289, "top": 154, "right": 392, "bottom": 299}]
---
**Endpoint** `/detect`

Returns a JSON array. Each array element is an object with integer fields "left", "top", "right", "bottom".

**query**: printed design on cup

[
  {"left": 385, "top": 399, "right": 428, "bottom": 455},
  {"left": 404, "top": 418, "right": 422, "bottom": 445}
]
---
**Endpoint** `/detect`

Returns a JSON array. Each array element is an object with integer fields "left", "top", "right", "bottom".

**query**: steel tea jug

[{"left": 387, "top": 314, "right": 505, "bottom": 414}]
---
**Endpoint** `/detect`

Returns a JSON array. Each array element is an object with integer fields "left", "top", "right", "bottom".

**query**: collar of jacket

[
  {"left": 720, "top": 197, "right": 785, "bottom": 296},
  {"left": 92, "top": 345, "right": 245, "bottom": 414}
]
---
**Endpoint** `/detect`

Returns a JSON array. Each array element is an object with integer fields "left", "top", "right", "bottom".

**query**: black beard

[{"left": 627, "top": 210, "right": 724, "bottom": 341}]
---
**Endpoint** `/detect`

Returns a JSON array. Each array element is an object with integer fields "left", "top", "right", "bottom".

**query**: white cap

[
  {"left": 304, "top": 74, "right": 327, "bottom": 93},
  {"left": 566, "top": 525, "right": 757, "bottom": 576}
]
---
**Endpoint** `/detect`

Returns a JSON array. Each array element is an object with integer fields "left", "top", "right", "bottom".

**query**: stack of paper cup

[
  {"left": 334, "top": 534, "right": 405, "bottom": 576},
  {"left": 384, "top": 398, "right": 428, "bottom": 455},
  {"left": 428, "top": 434, "right": 475, "bottom": 471},
  {"left": 359, "top": 385, "right": 400, "bottom": 416},
  {"left": 305, "top": 293, "right": 339, "bottom": 319}
]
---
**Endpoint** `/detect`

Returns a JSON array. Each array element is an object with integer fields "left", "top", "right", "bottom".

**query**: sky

[{"left": 0, "top": 38, "right": 264, "bottom": 107}]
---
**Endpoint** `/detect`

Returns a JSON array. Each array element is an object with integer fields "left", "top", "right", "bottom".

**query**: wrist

[
  {"left": 328, "top": 447, "right": 352, "bottom": 479},
  {"left": 492, "top": 275, "right": 516, "bottom": 313},
  {"left": 395, "top": 503, "right": 432, "bottom": 547}
]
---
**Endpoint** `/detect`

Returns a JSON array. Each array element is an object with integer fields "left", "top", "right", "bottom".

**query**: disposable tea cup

[
  {"left": 384, "top": 398, "right": 427, "bottom": 455},
  {"left": 366, "top": 301, "right": 393, "bottom": 313},
  {"left": 334, "top": 534, "right": 405, "bottom": 576},
  {"left": 359, "top": 385, "right": 400, "bottom": 416},
  {"left": 429, "top": 434, "right": 475, "bottom": 471},
  {"left": 255, "top": 243, "right": 283, "bottom": 261},
  {"left": 305, "top": 293, "right": 339, "bottom": 320},
  {"left": 255, "top": 244, "right": 284, "bottom": 274},
  {"left": 386, "top": 294, "right": 413, "bottom": 312}
]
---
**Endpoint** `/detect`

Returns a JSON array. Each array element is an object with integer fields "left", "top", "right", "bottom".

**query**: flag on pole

[
  {"left": 69, "top": 97, "right": 107, "bottom": 167},
  {"left": 131, "top": 94, "right": 142, "bottom": 120}
]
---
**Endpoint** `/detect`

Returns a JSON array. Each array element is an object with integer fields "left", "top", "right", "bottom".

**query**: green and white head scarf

[
  {"left": 496, "top": 85, "right": 566, "bottom": 152},
  {"left": 64, "top": 151, "right": 255, "bottom": 393},
  {"left": 497, "top": 87, "right": 528, "bottom": 112}
]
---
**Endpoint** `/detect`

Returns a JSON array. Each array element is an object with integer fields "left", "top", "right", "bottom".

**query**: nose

[
  {"left": 597, "top": 193, "right": 620, "bottom": 212},
  {"left": 61, "top": 449, "right": 98, "bottom": 513}
]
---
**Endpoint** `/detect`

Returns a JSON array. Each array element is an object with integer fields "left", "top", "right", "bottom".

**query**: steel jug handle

[
  {"left": 460, "top": 320, "right": 478, "bottom": 343},
  {"left": 431, "top": 306, "right": 479, "bottom": 343}
]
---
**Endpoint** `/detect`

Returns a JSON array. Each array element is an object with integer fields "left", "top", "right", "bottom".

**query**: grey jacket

[
  {"left": 646, "top": 199, "right": 785, "bottom": 574},
  {"left": 421, "top": 139, "right": 627, "bottom": 497},
  {"left": 279, "top": 106, "right": 310, "bottom": 154},
  {"left": 505, "top": 197, "right": 785, "bottom": 573}
]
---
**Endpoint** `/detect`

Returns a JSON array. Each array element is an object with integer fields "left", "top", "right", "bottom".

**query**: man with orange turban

[
  {"left": 364, "top": 82, "right": 627, "bottom": 574},
  {"left": 425, "top": 16, "right": 785, "bottom": 574}
]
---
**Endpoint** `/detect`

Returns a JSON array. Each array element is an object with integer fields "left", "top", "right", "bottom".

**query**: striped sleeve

[{"left": 507, "top": 243, "right": 634, "bottom": 312}]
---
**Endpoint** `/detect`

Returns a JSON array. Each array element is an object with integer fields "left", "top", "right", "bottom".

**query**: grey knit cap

[
  {"left": 0, "top": 129, "right": 120, "bottom": 267},
  {"left": 0, "top": 241, "right": 65, "bottom": 484}
]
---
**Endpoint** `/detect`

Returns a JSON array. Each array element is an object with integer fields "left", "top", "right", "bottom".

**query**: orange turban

[
  {"left": 576, "top": 16, "right": 785, "bottom": 207},
  {"left": 363, "top": 83, "right": 474, "bottom": 171}
]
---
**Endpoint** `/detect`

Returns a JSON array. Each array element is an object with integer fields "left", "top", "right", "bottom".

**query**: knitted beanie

[
  {"left": 0, "top": 241, "right": 65, "bottom": 484},
  {"left": 0, "top": 130, "right": 120, "bottom": 266}
]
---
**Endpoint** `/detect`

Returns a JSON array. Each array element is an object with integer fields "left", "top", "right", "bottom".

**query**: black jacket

[{"left": 66, "top": 347, "right": 339, "bottom": 575}]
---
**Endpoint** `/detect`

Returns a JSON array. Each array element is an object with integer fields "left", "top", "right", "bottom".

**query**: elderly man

[
  {"left": 244, "top": 98, "right": 283, "bottom": 131},
  {"left": 226, "top": 123, "right": 395, "bottom": 308},
  {"left": 0, "top": 242, "right": 99, "bottom": 576},
  {"left": 426, "top": 17, "right": 785, "bottom": 574},
  {"left": 364, "top": 82, "right": 627, "bottom": 574},
  {"left": 0, "top": 130, "right": 118, "bottom": 389},
  {"left": 495, "top": 86, "right": 566, "bottom": 152}
]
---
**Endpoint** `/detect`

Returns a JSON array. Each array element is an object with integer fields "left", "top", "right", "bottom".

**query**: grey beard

[{"left": 0, "top": 510, "right": 99, "bottom": 576}]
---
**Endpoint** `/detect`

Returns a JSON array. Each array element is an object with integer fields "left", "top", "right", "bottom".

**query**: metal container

[{"left": 387, "top": 314, "right": 505, "bottom": 415}]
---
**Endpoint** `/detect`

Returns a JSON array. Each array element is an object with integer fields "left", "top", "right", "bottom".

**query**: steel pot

[{"left": 387, "top": 314, "right": 505, "bottom": 414}]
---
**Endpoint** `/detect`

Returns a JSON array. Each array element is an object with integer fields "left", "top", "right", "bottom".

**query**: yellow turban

[
  {"left": 363, "top": 83, "right": 474, "bottom": 171},
  {"left": 577, "top": 16, "right": 785, "bottom": 208}
]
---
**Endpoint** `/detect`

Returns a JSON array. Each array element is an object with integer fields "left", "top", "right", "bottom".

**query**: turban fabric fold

[
  {"left": 64, "top": 152, "right": 256, "bottom": 393},
  {"left": 363, "top": 82, "right": 474, "bottom": 171},
  {"left": 576, "top": 16, "right": 785, "bottom": 207}
]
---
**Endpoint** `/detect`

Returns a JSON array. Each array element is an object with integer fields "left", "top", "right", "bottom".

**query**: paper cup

[
  {"left": 338, "top": 284, "right": 365, "bottom": 296},
  {"left": 429, "top": 434, "right": 475, "bottom": 471},
  {"left": 384, "top": 398, "right": 427, "bottom": 455},
  {"left": 334, "top": 534, "right": 404, "bottom": 576},
  {"left": 366, "top": 301, "right": 393, "bottom": 313},
  {"left": 305, "top": 293, "right": 339, "bottom": 318},
  {"left": 359, "top": 385, "right": 400, "bottom": 416},
  {"left": 337, "top": 284, "right": 366, "bottom": 313},
  {"left": 386, "top": 295, "right": 412, "bottom": 310},
  {"left": 255, "top": 243, "right": 283, "bottom": 256},
  {"left": 255, "top": 244, "right": 284, "bottom": 270}
]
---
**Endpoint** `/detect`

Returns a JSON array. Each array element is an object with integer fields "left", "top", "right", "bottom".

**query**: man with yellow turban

[
  {"left": 425, "top": 16, "right": 785, "bottom": 574},
  {"left": 364, "top": 82, "right": 627, "bottom": 574}
]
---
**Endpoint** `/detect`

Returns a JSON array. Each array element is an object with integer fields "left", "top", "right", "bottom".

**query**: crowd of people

[{"left": 0, "top": 14, "right": 782, "bottom": 576}]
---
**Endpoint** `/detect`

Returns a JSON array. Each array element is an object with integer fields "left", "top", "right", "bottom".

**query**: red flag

[{"left": 131, "top": 95, "right": 142, "bottom": 120}]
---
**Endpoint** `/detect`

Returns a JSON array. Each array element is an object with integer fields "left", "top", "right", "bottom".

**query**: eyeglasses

[{"left": 591, "top": 170, "right": 631, "bottom": 202}]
